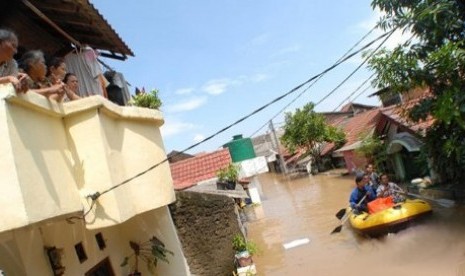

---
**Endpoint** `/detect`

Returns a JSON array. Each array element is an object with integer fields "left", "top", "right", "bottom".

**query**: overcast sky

[{"left": 93, "top": 1, "right": 405, "bottom": 154}]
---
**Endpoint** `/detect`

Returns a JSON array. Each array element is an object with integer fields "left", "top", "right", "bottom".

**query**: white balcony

[{"left": 0, "top": 84, "right": 175, "bottom": 232}]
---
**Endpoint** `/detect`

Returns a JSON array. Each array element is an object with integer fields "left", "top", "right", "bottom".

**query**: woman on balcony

[
  {"left": 0, "top": 29, "right": 27, "bottom": 92},
  {"left": 18, "top": 50, "right": 65, "bottom": 101},
  {"left": 62, "top": 73, "right": 81, "bottom": 101},
  {"left": 47, "top": 58, "right": 80, "bottom": 101}
]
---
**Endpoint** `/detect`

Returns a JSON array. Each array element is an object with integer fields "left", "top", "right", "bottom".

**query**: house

[
  {"left": 167, "top": 150, "right": 195, "bottom": 164},
  {"left": 373, "top": 87, "right": 435, "bottom": 181},
  {"left": 169, "top": 148, "right": 232, "bottom": 190},
  {"left": 296, "top": 102, "right": 379, "bottom": 173},
  {"left": 276, "top": 102, "right": 380, "bottom": 174},
  {"left": 251, "top": 131, "right": 288, "bottom": 173},
  {"left": 0, "top": 1, "right": 189, "bottom": 275},
  {"left": 330, "top": 108, "right": 382, "bottom": 173},
  {"left": 1, "top": 0, "right": 133, "bottom": 104},
  {"left": 0, "top": 85, "right": 189, "bottom": 275},
  {"left": 339, "top": 102, "right": 377, "bottom": 114}
]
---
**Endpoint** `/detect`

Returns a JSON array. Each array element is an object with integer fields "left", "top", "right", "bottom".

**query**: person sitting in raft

[
  {"left": 0, "top": 29, "right": 27, "bottom": 92},
  {"left": 365, "top": 163, "right": 380, "bottom": 192},
  {"left": 349, "top": 172, "right": 376, "bottom": 214},
  {"left": 19, "top": 50, "right": 65, "bottom": 101},
  {"left": 376, "top": 173, "right": 405, "bottom": 203}
]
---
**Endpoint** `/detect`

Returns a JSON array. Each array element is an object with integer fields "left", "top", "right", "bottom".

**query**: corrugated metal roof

[{"left": 1, "top": 0, "right": 133, "bottom": 59}]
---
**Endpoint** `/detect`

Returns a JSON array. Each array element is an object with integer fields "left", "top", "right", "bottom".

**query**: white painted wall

[
  {"left": 0, "top": 84, "right": 188, "bottom": 275},
  {"left": 0, "top": 84, "right": 175, "bottom": 231},
  {"left": 0, "top": 207, "right": 189, "bottom": 275}
]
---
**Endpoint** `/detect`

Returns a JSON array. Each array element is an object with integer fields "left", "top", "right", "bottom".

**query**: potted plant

[
  {"left": 121, "top": 236, "right": 174, "bottom": 275},
  {"left": 130, "top": 88, "right": 162, "bottom": 110},
  {"left": 216, "top": 163, "right": 239, "bottom": 190},
  {"left": 232, "top": 234, "right": 258, "bottom": 268}
]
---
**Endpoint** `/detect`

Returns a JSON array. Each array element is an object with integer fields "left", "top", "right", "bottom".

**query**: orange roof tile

[
  {"left": 381, "top": 104, "right": 434, "bottom": 135},
  {"left": 322, "top": 108, "right": 381, "bottom": 154},
  {"left": 169, "top": 148, "right": 232, "bottom": 190}
]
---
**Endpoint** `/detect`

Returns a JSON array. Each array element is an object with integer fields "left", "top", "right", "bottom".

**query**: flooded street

[{"left": 246, "top": 172, "right": 465, "bottom": 276}]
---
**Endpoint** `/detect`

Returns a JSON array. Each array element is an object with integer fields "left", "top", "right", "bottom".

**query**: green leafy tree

[
  {"left": 368, "top": 0, "right": 465, "bottom": 185},
  {"left": 280, "top": 103, "right": 346, "bottom": 161},
  {"left": 355, "top": 133, "right": 387, "bottom": 172}
]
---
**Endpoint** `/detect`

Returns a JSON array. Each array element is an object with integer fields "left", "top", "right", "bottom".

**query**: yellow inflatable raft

[{"left": 349, "top": 199, "right": 432, "bottom": 236}]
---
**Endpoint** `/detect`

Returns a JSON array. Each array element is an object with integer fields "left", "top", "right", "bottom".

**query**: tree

[
  {"left": 355, "top": 133, "right": 387, "bottom": 172},
  {"left": 368, "top": 0, "right": 465, "bottom": 185},
  {"left": 280, "top": 103, "right": 346, "bottom": 161}
]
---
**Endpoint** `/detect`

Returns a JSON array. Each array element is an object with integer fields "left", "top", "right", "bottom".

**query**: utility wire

[
  {"left": 351, "top": 83, "right": 373, "bottom": 103},
  {"left": 74, "top": 29, "right": 394, "bottom": 220},
  {"left": 248, "top": 26, "right": 377, "bottom": 138},
  {"left": 314, "top": 30, "right": 395, "bottom": 107},
  {"left": 332, "top": 73, "right": 375, "bottom": 112}
]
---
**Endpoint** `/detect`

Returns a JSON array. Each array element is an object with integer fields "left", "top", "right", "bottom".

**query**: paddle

[
  {"left": 331, "top": 194, "right": 368, "bottom": 234},
  {"left": 394, "top": 189, "right": 455, "bottom": 208},
  {"left": 335, "top": 208, "right": 346, "bottom": 220}
]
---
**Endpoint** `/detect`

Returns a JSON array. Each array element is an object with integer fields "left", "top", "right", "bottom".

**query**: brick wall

[{"left": 169, "top": 191, "right": 243, "bottom": 276}]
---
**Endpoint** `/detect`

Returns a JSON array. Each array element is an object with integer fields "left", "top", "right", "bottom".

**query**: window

[
  {"left": 95, "top": 232, "right": 106, "bottom": 250},
  {"left": 85, "top": 258, "right": 115, "bottom": 276},
  {"left": 74, "top": 242, "right": 87, "bottom": 263}
]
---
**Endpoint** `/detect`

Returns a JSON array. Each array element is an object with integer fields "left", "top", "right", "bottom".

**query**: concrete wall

[
  {"left": 0, "top": 84, "right": 175, "bottom": 231},
  {"left": 169, "top": 191, "right": 243, "bottom": 276},
  {"left": 0, "top": 84, "right": 187, "bottom": 274},
  {"left": 0, "top": 207, "right": 189, "bottom": 276}
]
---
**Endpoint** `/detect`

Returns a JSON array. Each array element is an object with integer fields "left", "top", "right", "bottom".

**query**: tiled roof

[
  {"left": 167, "top": 150, "right": 194, "bottom": 163},
  {"left": 322, "top": 108, "right": 381, "bottom": 154},
  {"left": 381, "top": 104, "right": 434, "bottom": 136},
  {"left": 169, "top": 148, "right": 232, "bottom": 190},
  {"left": 340, "top": 102, "right": 377, "bottom": 112},
  {"left": 2, "top": 0, "right": 133, "bottom": 59},
  {"left": 320, "top": 112, "right": 353, "bottom": 126}
]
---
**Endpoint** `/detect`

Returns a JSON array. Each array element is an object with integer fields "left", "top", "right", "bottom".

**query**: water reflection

[{"left": 247, "top": 172, "right": 465, "bottom": 276}]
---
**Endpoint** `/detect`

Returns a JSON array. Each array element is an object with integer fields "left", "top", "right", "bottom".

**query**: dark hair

[
  {"left": 0, "top": 29, "right": 17, "bottom": 44},
  {"left": 365, "top": 164, "right": 373, "bottom": 169},
  {"left": 63, "top": 72, "right": 76, "bottom": 83},
  {"left": 355, "top": 172, "right": 365, "bottom": 183},
  {"left": 379, "top": 173, "right": 388, "bottom": 179},
  {"left": 46, "top": 57, "right": 65, "bottom": 76},
  {"left": 18, "top": 50, "right": 45, "bottom": 73}
]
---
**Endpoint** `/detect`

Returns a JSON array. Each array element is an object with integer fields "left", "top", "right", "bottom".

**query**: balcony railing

[{"left": 0, "top": 84, "right": 175, "bottom": 233}]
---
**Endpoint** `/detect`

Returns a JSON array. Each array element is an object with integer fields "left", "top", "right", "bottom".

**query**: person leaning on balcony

[
  {"left": 62, "top": 73, "right": 82, "bottom": 101},
  {"left": 47, "top": 58, "right": 80, "bottom": 101},
  {"left": 0, "top": 29, "right": 27, "bottom": 92},
  {"left": 19, "top": 50, "right": 65, "bottom": 101}
]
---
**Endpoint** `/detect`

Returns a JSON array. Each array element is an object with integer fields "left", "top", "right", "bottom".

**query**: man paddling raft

[{"left": 349, "top": 172, "right": 376, "bottom": 214}]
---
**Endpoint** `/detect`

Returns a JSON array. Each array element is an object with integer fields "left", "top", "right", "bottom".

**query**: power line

[
  {"left": 74, "top": 29, "right": 394, "bottom": 220},
  {"left": 332, "top": 73, "right": 375, "bottom": 112},
  {"left": 248, "top": 26, "right": 377, "bottom": 138},
  {"left": 314, "top": 30, "right": 395, "bottom": 107},
  {"left": 351, "top": 82, "right": 373, "bottom": 103}
]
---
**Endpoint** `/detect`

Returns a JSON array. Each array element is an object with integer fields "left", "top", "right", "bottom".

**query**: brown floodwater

[{"left": 245, "top": 172, "right": 465, "bottom": 276}]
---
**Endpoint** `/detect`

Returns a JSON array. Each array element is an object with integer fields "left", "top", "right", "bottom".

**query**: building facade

[{"left": 0, "top": 84, "right": 189, "bottom": 275}]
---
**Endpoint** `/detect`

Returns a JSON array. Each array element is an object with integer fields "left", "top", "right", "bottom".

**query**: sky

[{"left": 92, "top": 0, "right": 405, "bottom": 154}]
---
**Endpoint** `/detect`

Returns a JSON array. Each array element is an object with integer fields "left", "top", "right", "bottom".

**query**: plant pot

[
  {"left": 217, "top": 181, "right": 227, "bottom": 190},
  {"left": 225, "top": 181, "right": 236, "bottom": 190},
  {"left": 235, "top": 251, "right": 253, "bottom": 267},
  {"left": 217, "top": 181, "right": 236, "bottom": 190}
]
